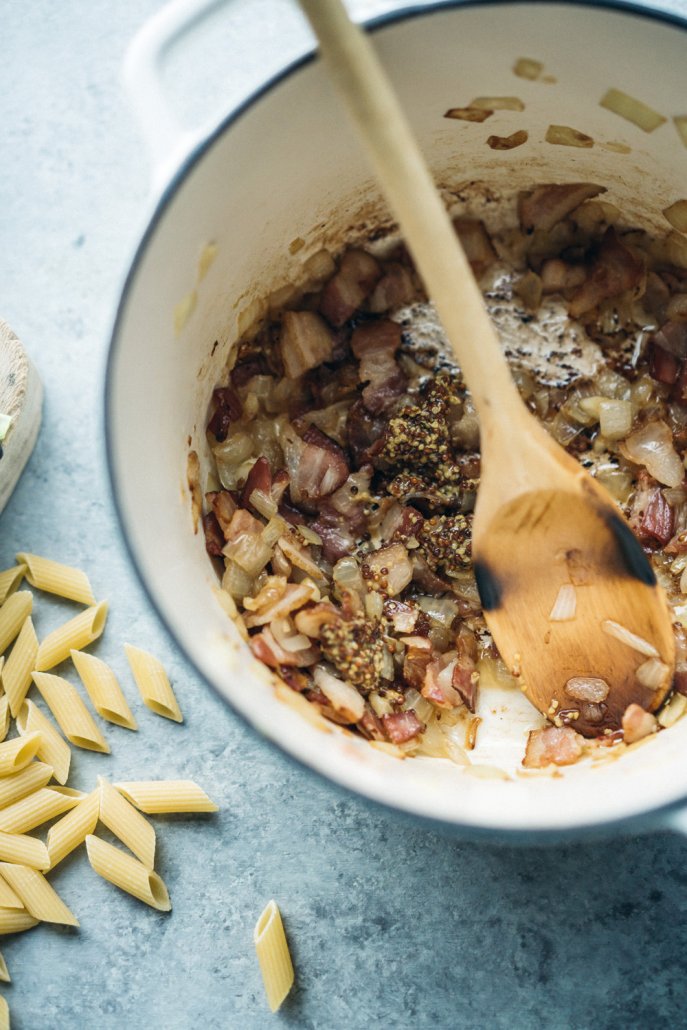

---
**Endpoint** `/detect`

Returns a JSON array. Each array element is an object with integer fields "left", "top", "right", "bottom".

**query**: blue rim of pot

[{"left": 105, "top": 0, "right": 687, "bottom": 844}]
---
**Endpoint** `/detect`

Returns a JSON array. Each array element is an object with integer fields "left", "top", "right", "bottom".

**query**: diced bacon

[
  {"left": 364, "top": 543, "right": 413, "bottom": 597},
  {"left": 402, "top": 636, "right": 434, "bottom": 690},
  {"left": 223, "top": 507, "right": 264, "bottom": 546},
  {"left": 359, "top": 705, "right": 387, "bottom": 741},
  {"left": 281, "top": 423, "right": 350, "bottom": 509},
  {"left": 568, "top": 229, "right": 645, "bottom": 318},
  {"left": 422, "top": 653, "right": 462, "bottom": 709},
  {"left": 649, "top": 343, "right": 680, "bottom": 385},
  {"left": 622, "top": 703, "right": 657, "bottom": 744},
  {"left": 654, "top": 320, "right": 687, "bottom": 360},
  {"left": 452, "top": 656, "right": 479, "bottom": 712},
  {"left": 202, "top": 512, "right": 224, "bottom": 557},
  {"left": 279, "top": 310, "right": 333, "bottom": 379},
  {"left": 411, "top": 555, "right": 452, "bottom": 596},
  {"left": 522, "top": 726, "right": 583, "bottom": 768},
  {"left": 368, "top": 263, "right": 416, "bottom": 313},
  {"left": 309, "top": 512, "right": 356, "bottom": 562},
  {"left": 380, "top": 503, "right": 424, "bottom": 544},
  {"left": 249, "top": 627, "right": 319, "bottom": 668},
  {"left": 231, "top": 356, "right": 272, "bottom": 388},
  {"left": 240, "top": 456, "right": 272, "bottom": 509},
  {"left": 383, "top": 599, "right": 418, "bottom": 634},
  {"left": 346, "top": 399, "right": 387, "bottom": 465},
  {"left": 351, "top": 320, "right": 407, "bottom": 415},
  {"left": 207, "top": 386, "right": 242, "bottom": 442},
  {"left": 453, "top": 219, "right": 497, "bottom": 277},
  {"left": 206, "top": 489, "right": 239, "bottom": 538},
  {"left": 319, "top": 249, "right": 382, "bottom": 326},
  {"left": 518, "top": 182, "right": 606, "bottom": 234},
  {"left": 628, "top": 473, "right": 675, "bottom": 548},
  {"left": 312, "top": 467, "right": 372, "bottom": 559},
  {"left": 382, "top": 710, "right": 425, "bottom": 744}
]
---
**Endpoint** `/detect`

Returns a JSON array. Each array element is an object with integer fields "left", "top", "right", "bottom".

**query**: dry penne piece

[
  {"left": 0, "top": 732, "right": 42, "bottom": 777},
  {"left": 16, "top": 552, "right": 96, "bottom": 606},
  {"left": 0, "top": 761, "right": 53, "bottom": 809},
  {"left": 85, "top": 835, "right": 171, "bottom": 912},
  {"left": 35, "top": 601, "right": 108, "bottom": 672},
  {"left": 0, "top": 876, "right": 22, "bottom": 911},
  {"left": 114, "top": 780, "right": 218, "bottom": 814},
  {"left": 0, "top": 699, "right": 8, "bottom": 746},
  {"left": 17, "top": 702, "right": 71, "bottom": 785},
  {"left": 124, "top": 644, "right": 183, "bottom": 723},
  {"left": 46, "top": 788, "right": 99, "bottom": 869},
  {"left": 32, "top": 672, "right": 109, "bottom": 753},
  {"left": 0, "top": 563, "right": 26, "bottom": 606},
  {"left": 0, "top": 950, "right": 9, "bottom": 983},
  {"left": 0, "top": 591, "right": 32, "bottom": 655},
  {"left": 0, "top": 829, "right": 49, "bottom": 870},
  {"left": 0, "top": 787, "right": 83, "bottom": 834},
  {"left": 0, "top": 864, "right": 78, "bottom": 926},
  {"left": 98, "top": 777, "right": 155, "bottom": 869},
  {"left": 70, "top": 650, "right": 137, "bottom": 730},
  {"left": 0, "top": 908, "right": 38, "bottom": 935},
  {"left": 254, "top": 900, "right": 295, "bottom": 1012},
  {"left": 0, "top": 994, "right": 8, "bottom": 1030},
  {"left": 3, "top": 616, "right": 38, "bottom": 717}
]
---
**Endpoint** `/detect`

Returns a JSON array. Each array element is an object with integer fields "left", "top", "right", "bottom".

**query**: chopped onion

[
  {"left": 636, "top": 657, "right": 670, "bottom": 690},
  {"left": 565, "top": 676, "right": 609, "bottom": 702},
  {"left": 270, "top": 617, "right": 311, "bottom": 653},
  {"left": 364, "top": 544, "right": 413, "bottom": 597},
  {"left": 599, "top": 399, "right": 632, "bottom": 440},
  {"left": 663, "top": 200, "right": 687, "bottom": 233},
  {"left": 549, "top": 584, "right": 577, "bottom": 622},
  {"left": 313, "top": 667, "right": 364, "bottom": 723},
  {"left": 365, "top": 590, "right": 384, "bottom": 621},
  {"left": 602, "top": 619, "right": 659, "bottom": 658},
  {"left": 622, "top": 421, "right": 684, "bottom": 488},
  {"left": 658, "top": 692, "right": 687, "bottom": 728},
  {"left": 297, "top": 524, "right": 323, "bottom": 547},
  {"left": 600, "top": 88, "right": 666, "bottom": 133},
  {"left": 249, "top": 489, "right": 278, "bottom": 520},
  {"left": 416, "top": 596, "right": 460, "bottom": 627},
  {"left": 545, "top": 124, "right": 594, "bottom": 148}
]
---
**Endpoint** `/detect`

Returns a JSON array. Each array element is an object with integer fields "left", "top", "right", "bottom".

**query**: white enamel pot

[{"left": 107, "top": 0, "right": 687, "bottom": 840}]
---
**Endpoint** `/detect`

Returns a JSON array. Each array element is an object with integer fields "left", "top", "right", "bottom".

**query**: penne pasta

[
  {"left": 0, "top": 950, "right": 9, "bottom": 983},
  {"left": 46, "top": 789, "right": 99, "bottom": 869},
  {"left": 0, "top": 908, "right": 38, "bottom": 935},
  {"left": 254, "top": 900, "right": 295, "bottom": 1012},
  {"left": 17, "top": 702, "right": 71, "bottom": 785},
  {"left": 85, "top": 835, "right": 171, "bottom": 912},
  {"left": 0, "top": 732, "right": 42, "bottom": 777},
  {"left": 98, "top": 777, "right": 155, "bottom": 869},
  {"left": 0, "top": 876, "right": 22, "bottom": 911},
  {"left": 16, "top": 552, "right": 96, "bottom": 606},
  {"left": 0, "top": 761, "right": 54, "bottom": 809},
  {"left": 0, "top": 829, "right": 49, "bottom": 870},
  {"left": 0, "top": 863, "right": 78, "bottom": 926},
  {"left": 0, "top": 994, "right": 8, "bottom": 1030},
  {"left": 124, "top": 644, "right": 183, "bottom": 723},
  {"left": 32, "top": 673, "right": 109, "bottom": 753},
  {"left": 2, "top": 616, "right": 38, "bottom": 717},
  {"left": 0, "top": 787, "right": 83, "bottom": 834},
  {"left": 70, "top": 650, "right": 137, "bottom": 730},
  {"left": 0, "top": 563, "right": 26, "bottom": 606},
  {"left": 114, "top": 780, "right": 218, "bottom": 814},
  {"left": 0, "top": 699, "right": 8, "bottom": 745},
  {"left": 0, "top": 591, "right": 32, "bottom": 655},
  {"left": 35, "top": 601, "right": 108, "bottom": 672}
]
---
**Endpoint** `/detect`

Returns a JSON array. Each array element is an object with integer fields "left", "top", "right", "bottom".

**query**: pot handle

[{"left": 122, "top": 0, "right": 231, "bottom": 189}]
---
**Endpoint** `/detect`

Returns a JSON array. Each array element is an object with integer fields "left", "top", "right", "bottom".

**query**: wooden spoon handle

[{"left": 298, "top": 0, "right": 526, "bottom": 432}]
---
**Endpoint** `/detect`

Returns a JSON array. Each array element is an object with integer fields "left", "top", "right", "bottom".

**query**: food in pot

[{"left": 201, "top": 182, "right": 687, "bottom": 768}]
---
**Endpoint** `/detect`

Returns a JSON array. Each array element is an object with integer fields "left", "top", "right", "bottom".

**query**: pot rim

[{"left": 105, "top": 0, "right": 687, "bottom": 842}]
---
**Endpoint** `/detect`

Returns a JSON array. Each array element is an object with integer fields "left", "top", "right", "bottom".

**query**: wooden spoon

[{"left": 298, "top": 0, "right": 676, "bottom": 736}]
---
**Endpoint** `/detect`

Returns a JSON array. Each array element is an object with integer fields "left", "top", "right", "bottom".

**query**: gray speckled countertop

[{"left": 2, "top": 1, "right": 687, "bottom": 1027}]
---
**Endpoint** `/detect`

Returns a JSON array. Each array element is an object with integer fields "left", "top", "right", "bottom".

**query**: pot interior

[{"left": 108, "top": 2, "right": 687, "bottom": 833}]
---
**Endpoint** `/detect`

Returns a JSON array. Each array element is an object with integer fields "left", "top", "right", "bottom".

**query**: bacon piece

[
  {"left": 281, "top": 423, "right": 349, "bottom": 509},
  {"left": 249, "top": 627, "right": 319, "bottom": 668},
  {"left": 411, "top": 555, "right": 452, "bottom": 596},
  {"left": 363, "top": 543, "right": 413, "bottom": 597},
  {"left": 368, "top": 263, "right": 416, "bottom": 313},
  {"left": 452, "top": 657, "right": 478, "bottom": 712},
  {"left": 279, "top": 310, "right": 333, "bottom": 379},
  {"left": 351, "top": 320, "right": 406, "bottom": 415},
  {"left": 346, "top": 399, "right": 386, "bottom": 465},
  {"left": 207, "top": 386, "right": 242, "bottom": 442},
  {"left": 622, "top": 703, "right": 657, "bottom": 744},
  {"left": 518, "top": 182, "right": 606, "bottom": 233},
  {"left": 359, "top": 705, "right": 387, "bottom": 741},
  {"left": 380, "top": 503, "right": 424, "bottom": 545},
  {"left": 383, "top": 599, "right": 418, "bottom": 634},
  {"left": 231, "top": 356, "right": 272, "bottom": 388},
  {"left": 381, "top": 710, "right": 425, "bottom": 744},
  {"left": 422, "top": 654, "right": 462, "bottom": 709},
  {"left": 654, "top": 320, "right": 687, "bottom": 361},
  {"left": 402, "top": 635, "right": 434, "bottom": 690},
  {"left": 319, "top": 249, "right": 382, "bottom": 326},
  {"left": 628, "top": 473, "right": 675, "bottom": 548},
  {"left": 309, "top": 513, "right": 355, "bottom": 563},
  {"left": 206, "top": 489, "right": 239, "bottom": 538},
  {"left": 202, "top": 512, "right": 224, "bottom": 557},
  {"left": 522, "top": 726, "right": 583, "bottom": 768},
  {"left": 223, "top": 507, "right": 263, "bottom": 546},
  {"left": 649, "top": 343, "right": 680, "bottom": 385},
  {"left": 240, "top": 456, "right": 272, "bottom": 509},
  {"left": 310, "top": 464, "right": 372, "bottom": 559},
  {"left": 568, "top": 229, "right": 644, "bottom": 318},
  {"left": 453, "top": 219, "right": 497, "bottom": 277}
]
